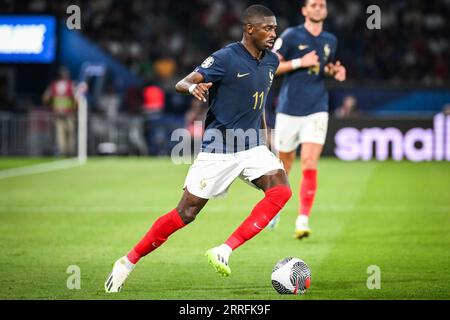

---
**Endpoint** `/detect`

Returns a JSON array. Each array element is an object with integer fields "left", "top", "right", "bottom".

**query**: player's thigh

[
  {"left": 184, "top": 153, "right": 241, "bottom": 199},
  {"left": 274, "top": 113, "right": 302, "bottom": 153},
  {"left": 298, "top": 112, "right": 329, "bottom": 146},
  {"left": 251, "top": 169, "right": 289, "bottom": 191},
  {"left": 298, "top": 112, "right": 328, "bottom": 169},
  {"left": 240, "top": 146, "right": 287, "bottom": 191}
]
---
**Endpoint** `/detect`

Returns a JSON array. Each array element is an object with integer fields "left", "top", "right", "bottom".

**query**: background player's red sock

[
  {"left": 299, "top": 169, "right": 317, "bottom": 217},
  {"left": 127, "top": 209, "right": 185, "bottom": 264},
  {"left": 225, "top": 185, "right": 292, "bottom": 250}
]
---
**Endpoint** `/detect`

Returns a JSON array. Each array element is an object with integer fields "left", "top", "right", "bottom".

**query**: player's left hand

[
  {"left": 191, "top": 82, "right": 213, "bottom": 102},
  {"left": 332, "top": 61, "right": 346, "bottom": 82}
]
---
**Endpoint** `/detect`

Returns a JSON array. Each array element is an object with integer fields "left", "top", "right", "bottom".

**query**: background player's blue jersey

[
  {"left": 276, "top": 25, "right": 337, "bottom": 116},
  {"left": 195, "top": 42, "right": 279, "bottom": 153}
]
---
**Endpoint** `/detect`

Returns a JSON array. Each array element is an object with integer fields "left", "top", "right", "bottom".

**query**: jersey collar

[
  {"left": 236, "top": 42, "right": 267, "bottom": 63},
  {"left": 301, "top": 24, "right": 323, "bottom": 38}
]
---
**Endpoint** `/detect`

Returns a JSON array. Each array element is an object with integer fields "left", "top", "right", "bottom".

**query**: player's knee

[
  {"left": 301, "top": 158, "right": 317, "bottom": 170},
  {"left": 178, "top": 205, "right": 201, "bottom": 224}
]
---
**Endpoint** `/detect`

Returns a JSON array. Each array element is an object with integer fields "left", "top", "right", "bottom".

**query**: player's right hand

[
  {"left": 301, "top": 50, "right": 319, "bottom": 67},
  {"left": 191, "top": 82, "right": 213, "bottom": 102}
]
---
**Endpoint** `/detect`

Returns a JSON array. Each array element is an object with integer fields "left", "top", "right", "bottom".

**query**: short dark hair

[
  {"left": 241, "top": 4, "right": 275, "bottom": 24},
  {"left": 303, "top": 0, "right": 327, "bottom": 7}
]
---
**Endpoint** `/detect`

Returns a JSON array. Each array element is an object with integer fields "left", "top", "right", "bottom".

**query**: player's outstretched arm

[
  {"left": 175, "top": 71, "right": 213, "bottom": 102},
  {"left": 275, "top": 51, "right": 319, "bottom": 75}
]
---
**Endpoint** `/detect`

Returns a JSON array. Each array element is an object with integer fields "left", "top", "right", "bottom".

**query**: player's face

[
  {"left": 302, "top": 0, "right": 328, "bottom": 23},
  {"left": 250, "top": 16, "right": 278, "bottom": 50}
]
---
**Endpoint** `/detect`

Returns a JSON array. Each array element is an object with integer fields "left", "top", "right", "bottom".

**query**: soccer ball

[{"left": 271, "top": 257, "right": 311, "bottom": 294}]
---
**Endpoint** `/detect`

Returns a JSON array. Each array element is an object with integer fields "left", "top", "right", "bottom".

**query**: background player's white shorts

[
  {"left": 184, "top": 146, "right": 284, "bottom": 199},
  {"left": 274, "top": 112, "right": 329, "bottom": 153}
]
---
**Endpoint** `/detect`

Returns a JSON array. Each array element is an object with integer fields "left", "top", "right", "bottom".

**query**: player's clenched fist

[
  {"left": 300, "top": 50, "right": 319, "bottom": 68},
  {"left": 332, "top": 61, "right": 346, "bottom": 82},
  {"left": 325, "top": 60, "right": 346, "bottom": 82},
  {"left": 189, "top": 82, "right": 213, "bottom": 102}
]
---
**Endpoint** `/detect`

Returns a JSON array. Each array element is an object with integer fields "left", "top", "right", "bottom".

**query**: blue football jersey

[
  {"left": 276, "top": 25, "right": 337, "bottom": 116},
  {"left": 195, "top": 42, "right": 279, "bottom": 153}
]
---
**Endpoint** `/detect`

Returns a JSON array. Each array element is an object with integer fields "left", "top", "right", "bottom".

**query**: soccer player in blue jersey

[
  {"left": 269, "top": 0, "right": 346, "bottom": 238},
  {"left": 105, "top": 5, "right": 292, "bottom": 293}
]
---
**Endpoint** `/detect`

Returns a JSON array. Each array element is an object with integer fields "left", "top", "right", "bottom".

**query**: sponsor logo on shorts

[{"left": 200, "top": 178, "right": 208, "bottom": 190}]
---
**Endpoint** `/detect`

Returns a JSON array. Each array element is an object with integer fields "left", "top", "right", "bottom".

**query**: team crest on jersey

[
  {"left": 201, "top": 56, "right": 214, "bottom": 68},
  {"left": 324, "top": 44, "right": 331, "bottom": 60}
]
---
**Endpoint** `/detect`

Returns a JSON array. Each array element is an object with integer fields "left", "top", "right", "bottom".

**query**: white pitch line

[{"left": 0, "top": 158, "right": 84, "bottom": 180}]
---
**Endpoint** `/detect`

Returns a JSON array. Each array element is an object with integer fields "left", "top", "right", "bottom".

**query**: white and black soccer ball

[{"left": 271, "top": 257, "right": 311, "bottom": 294}]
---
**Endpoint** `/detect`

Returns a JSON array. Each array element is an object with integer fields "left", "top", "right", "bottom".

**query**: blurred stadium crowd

[
  {"left": 3, "top": 0, "right": 449, "bottom": 87},
  {"left": 1, "top": 0, "right": 449, "bottom": 156}
]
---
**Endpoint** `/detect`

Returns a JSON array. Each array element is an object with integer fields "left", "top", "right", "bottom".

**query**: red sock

[
  {"left": 299, "top": 169, "right": 317, "bottom": 217},
  {"left": 127, "top": 209, "right": 185, "bottom": 264},
  {"left": 225, "top": 185, "right": 292, "bottom": 250}
]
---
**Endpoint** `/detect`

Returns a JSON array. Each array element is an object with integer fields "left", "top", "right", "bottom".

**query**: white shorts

[
  {"left": 184, "top": 145, "right": 285, "bottom": 199},
  {"left": 274, "top": 112, "right": 329, "bottom": 152}
]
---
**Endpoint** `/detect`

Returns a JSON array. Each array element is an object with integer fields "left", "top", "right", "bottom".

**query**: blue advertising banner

[{"left": 0, "top": 15, "right": 56, "bottom": 63}]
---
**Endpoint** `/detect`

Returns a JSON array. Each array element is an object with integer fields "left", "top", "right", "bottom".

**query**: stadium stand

[{"left": 0, "top": 0, "right": 449, "bottom": 156}]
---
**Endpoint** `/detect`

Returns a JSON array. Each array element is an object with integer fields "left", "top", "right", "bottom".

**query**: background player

[
  {"left": 104, "top": 5, "right": 292, "bottom": 293},
  {"left": 269, "top": 0, "right": 346, "bottom": 238}
]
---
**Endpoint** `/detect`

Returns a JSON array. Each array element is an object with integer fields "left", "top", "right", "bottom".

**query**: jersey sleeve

[
  {"left": 194, "top": 49, "right": 228, "bottom": 83},
  {"left": 274, "top": 28, "right": 293, "bottom": 60}
]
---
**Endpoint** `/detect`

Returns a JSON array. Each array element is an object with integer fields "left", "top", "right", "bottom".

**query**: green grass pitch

[{"left": 0, "top": 157, "right": 449, "bottom": 300}]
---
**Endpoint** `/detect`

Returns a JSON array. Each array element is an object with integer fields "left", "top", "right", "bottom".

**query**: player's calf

[{"left": 206, "top": 185, "right": 291, "bottom": 276}]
